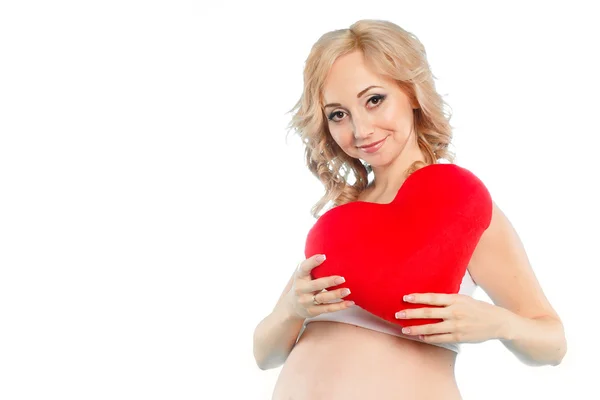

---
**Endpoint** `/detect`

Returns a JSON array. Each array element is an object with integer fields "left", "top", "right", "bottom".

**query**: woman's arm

[
  {"left": 468, "top": 201, "right": 567, "bottom": 366},
  {"left": 253, "top": 271, "right": 305, "bottom": 370},
  {"left": 499, "top": 311, "right": 566, "bottom": 366}
]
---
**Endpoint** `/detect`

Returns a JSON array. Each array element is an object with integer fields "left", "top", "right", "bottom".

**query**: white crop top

[{"left": 296, "top": 269, "right": 477, "bottom": 354}]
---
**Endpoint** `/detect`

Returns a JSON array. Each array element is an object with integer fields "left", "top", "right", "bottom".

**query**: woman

[{"left": 253, "top": 19, "right": 567, "bottom": 399}]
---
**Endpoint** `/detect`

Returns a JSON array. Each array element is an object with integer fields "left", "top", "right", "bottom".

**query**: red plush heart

[{"left": 305, "top": 163, "right": 492, "bottom": 328}]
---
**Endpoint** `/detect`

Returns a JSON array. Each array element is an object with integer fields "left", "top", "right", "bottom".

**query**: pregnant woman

[{"left": 253, "top": 19, "right": 567, "bottom": 400}]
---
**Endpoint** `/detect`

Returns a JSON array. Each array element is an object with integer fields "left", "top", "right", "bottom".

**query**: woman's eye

[
  {"left": 369, "top": 95, "right": 384, "bottom": 106},
  {"left": 328, "top": 111, "right": 345, "bottom": 121}
]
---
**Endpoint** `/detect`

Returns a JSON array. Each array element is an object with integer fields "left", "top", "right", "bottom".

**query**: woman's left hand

[{"left": 395, "top": 293, "right": 511, "bottom": 344}]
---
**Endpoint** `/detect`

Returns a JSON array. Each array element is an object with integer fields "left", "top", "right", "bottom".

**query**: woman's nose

[{"left": 352, "top": 114, "right": 374, "bottom": 140}]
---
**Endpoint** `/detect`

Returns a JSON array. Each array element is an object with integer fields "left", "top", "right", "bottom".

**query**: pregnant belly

[{"left": 272, "top": 321, "right": 462, "bottom": 400}]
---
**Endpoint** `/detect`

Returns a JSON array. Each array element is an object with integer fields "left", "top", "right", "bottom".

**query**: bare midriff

[{"left": 272, "top": 321, "right": 463, "bottom": 400}]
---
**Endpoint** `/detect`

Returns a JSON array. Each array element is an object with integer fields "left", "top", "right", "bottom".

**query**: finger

[
  {"left": 307, "top": 299, "right": 355, "bottom": 316},
  {"left": 296, "top": 254, "right": 326, "bottom": 279},
  {"left": 419, "top": 333, "right": 461, "bottom": 344},
  {"left": 404, "top": 293, "right": 458, "bottom": 306},
  {"left": 311, "top": 287, "right": 351, "bottom": 305},
  {"left": 305, "top": 275, "right": 346, "bottom": 293},
  {"left": 401, "top": 320, "right": 454, "bottom": 336},
  {"left": 395, "top": 306, "right": 451, "bottom": 320}
]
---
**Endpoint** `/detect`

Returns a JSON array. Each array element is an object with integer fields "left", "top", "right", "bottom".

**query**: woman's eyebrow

[{"left": 323, "top": 85, "right": 384, "bottom": 109}]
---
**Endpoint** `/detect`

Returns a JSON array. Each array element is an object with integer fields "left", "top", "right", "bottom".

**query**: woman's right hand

[{"left": 285, "top": 254, "right": 355, "bottom": 319}]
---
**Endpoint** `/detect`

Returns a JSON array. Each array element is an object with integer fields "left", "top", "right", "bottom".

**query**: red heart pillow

[{"left": 305, "top": 163, "right": 492, "bottom": 328}]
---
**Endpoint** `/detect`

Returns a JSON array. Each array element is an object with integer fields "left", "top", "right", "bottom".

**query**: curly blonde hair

[{"left": 285, "top": 19, "right": 456, "bottom": 219}]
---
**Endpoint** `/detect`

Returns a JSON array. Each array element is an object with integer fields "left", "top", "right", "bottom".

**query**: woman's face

[{"left": 322, "top": 50, "right": 420, "bottom": 167}]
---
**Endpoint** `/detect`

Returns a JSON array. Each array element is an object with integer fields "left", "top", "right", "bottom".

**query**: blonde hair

[{"left": 285, "top": 19, "right": 456, "bottom": 219}]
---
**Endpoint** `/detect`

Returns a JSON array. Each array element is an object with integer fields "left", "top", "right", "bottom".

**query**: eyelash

[{"left": 327, "top": 94, "right": 386, "bottom": 122}]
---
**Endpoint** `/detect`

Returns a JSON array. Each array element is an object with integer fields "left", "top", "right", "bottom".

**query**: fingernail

[
  {"left": 341, "top": 288, "right": 350, "bottom": 296},
  {"left": 395, "top": 311, "right": 406, "bottom": 319},
  {"left": 316, "top": 254, "right": 326, "bottom": 262},
  {"left": 334, "top": 277, "right": 345, "bottom": 284},
  {"left": 347, "top": 301, "right": 355, "bottom": 306},
  {"left": 404, "top": 295, "right": 414, "bottom": 302},
  {"left": 402, "top": 327, "right": 411, "bottom": 334}
]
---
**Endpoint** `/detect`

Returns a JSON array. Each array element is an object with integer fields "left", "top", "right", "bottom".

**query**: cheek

[
  {"left": 329, "top": 126, "right": 353, "bottom": 147},
  {"left": 381, "top": 110, "right": 413, "bottom": 139},
  {"left": 380, "top": 106, "right": 403, "bottom": 127}
]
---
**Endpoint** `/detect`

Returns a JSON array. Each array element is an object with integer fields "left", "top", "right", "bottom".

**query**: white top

[{"left": 296, "top": 269, "right": 478, "bottom": 354}]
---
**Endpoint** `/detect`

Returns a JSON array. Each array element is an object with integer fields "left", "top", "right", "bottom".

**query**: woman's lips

[{"left": 359, "top": 137, "right": 386, "bottom": 153}]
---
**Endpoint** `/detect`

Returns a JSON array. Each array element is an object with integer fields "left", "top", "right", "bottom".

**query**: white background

[{"left": 1, "top": 1, "right": 598, "bottom": 399}]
